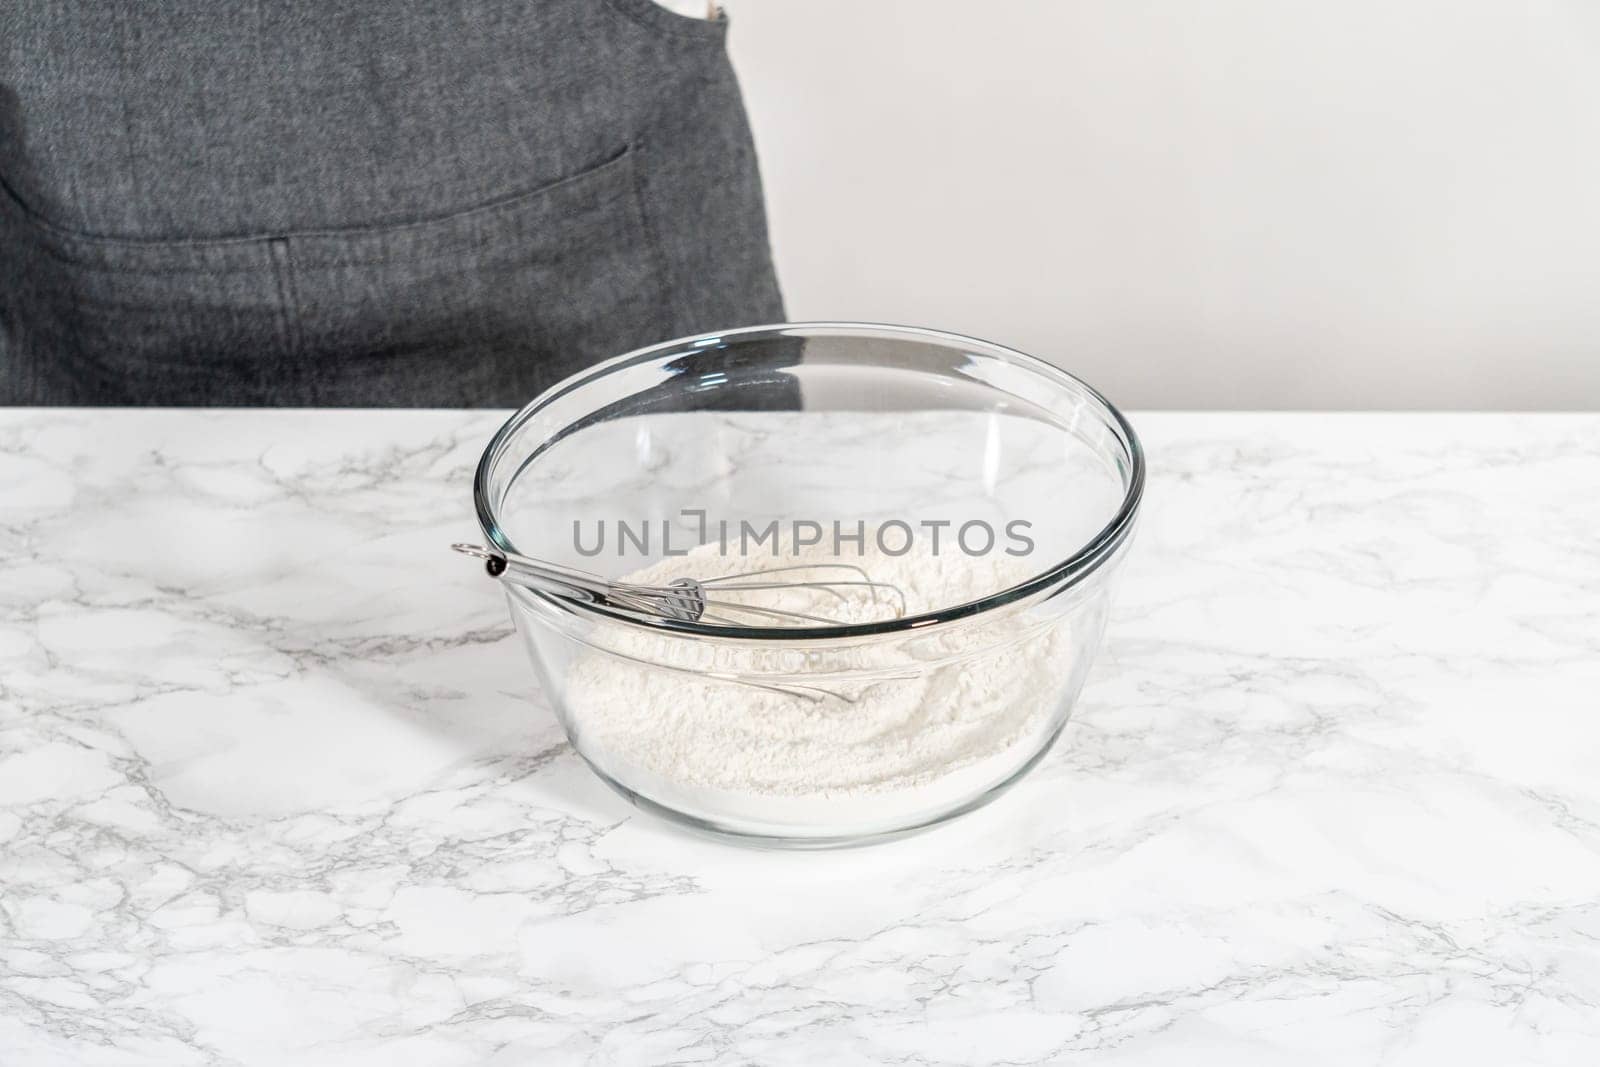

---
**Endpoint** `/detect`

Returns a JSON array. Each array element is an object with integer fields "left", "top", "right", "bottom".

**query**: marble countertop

[{"left": 2, "top": 410, "right": 1598, "bottom": 1065}]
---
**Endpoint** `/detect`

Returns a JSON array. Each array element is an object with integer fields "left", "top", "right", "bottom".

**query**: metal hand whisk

[{"left": 451, "top": 544, "right": 908, "bottom": 627}]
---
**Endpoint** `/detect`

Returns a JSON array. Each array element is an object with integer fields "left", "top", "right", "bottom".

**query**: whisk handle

[{"left": 450, "top": 543, "right": 612, "bottom": 602}]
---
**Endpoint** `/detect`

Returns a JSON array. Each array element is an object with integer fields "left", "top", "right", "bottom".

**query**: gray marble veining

[{"left": 2, "top": 410, "right": 1598, "bottom": 1065}]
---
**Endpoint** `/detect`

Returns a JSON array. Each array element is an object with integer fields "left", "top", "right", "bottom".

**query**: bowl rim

[{"left": 474, "top": 321, "right": 1145, "bottom": 642}]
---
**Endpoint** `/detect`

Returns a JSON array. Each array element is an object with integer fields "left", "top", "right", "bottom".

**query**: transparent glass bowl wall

[{"left": 476, "top": 323, "right": 1143, "bottom": 846}]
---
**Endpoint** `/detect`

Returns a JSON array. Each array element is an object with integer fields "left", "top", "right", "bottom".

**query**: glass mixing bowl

[{"left": 474, "top": 323, "right": 1143, "bottom": 846}]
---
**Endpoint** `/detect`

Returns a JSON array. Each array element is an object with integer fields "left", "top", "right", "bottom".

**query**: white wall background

[{"left": 727, "top": 1, "right": 1600, "bottom": 409}]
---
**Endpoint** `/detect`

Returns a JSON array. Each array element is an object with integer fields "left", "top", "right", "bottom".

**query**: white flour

[{"left": 563, "top": 539, "right": 1073, "bottom": 808}]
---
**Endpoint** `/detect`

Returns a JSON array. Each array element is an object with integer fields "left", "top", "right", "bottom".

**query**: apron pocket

[
  {"left": 270, "top": 144, "right": 677, "bottom": 407},
  {"left": 1, "top": 145, "right": 677, "bottom": 406},
  {"left": 0, "top": 194, "right": 287, "bottom": 404}
]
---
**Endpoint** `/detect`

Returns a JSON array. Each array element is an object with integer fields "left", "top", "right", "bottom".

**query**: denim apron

[{"left": 0, "top": 0, "right": 784, "bottom": 405}]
